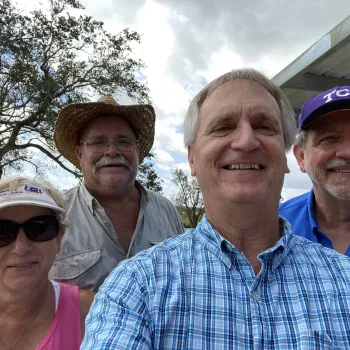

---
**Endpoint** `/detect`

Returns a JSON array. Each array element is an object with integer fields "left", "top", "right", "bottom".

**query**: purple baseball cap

[{"left": 298, "top": 86, "right": 350, "bottom": 131}]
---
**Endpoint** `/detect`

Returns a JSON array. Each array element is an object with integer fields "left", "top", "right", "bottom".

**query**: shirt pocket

[
  {"left": 49, "top": 248, "right": 101, "bottom": 280},
  {"left": 304, "top": 329, "right": 339, "bottom": 349}
]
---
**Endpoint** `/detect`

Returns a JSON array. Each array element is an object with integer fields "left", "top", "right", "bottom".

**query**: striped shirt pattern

[{"left": 81, "top": 216, "right": 350, "bottom": 349}]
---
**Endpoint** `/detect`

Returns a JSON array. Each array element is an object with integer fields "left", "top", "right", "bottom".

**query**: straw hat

[{"left": 54, "top": 96, "right": 155, "bottom": 168}]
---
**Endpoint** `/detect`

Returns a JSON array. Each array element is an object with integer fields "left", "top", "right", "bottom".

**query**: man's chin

[
  {"left": 325, "top": 185, "right": 350, "bottom": 200},
  {"left": 219, "top": 187, "right": 270, "bottom": 204},
  {"left": 96, "top": 174, "right": 131, "bottom": 186}
]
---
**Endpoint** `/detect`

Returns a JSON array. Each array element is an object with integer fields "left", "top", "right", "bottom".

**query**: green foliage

[
  {"left": 171, "top": 168, "right": 204, "bottom": 228},
  {"left": 0, "top": 0, "right": 150, "bottom": 178},
  {"left": 137, "top": 152, "right": 163, "bottom": 193}
]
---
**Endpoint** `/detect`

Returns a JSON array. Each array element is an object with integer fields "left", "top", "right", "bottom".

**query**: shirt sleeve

[{"left": 80, "top": 263, "right": 152, "bottom": 349}]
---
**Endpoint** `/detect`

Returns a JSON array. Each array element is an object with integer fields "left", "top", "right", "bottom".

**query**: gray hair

[
  {"left": 184, "top": 68, "right": 297, "bottom": 151},
  {"left": 295, "top": 130, "right": 307, "bottom": 149}
]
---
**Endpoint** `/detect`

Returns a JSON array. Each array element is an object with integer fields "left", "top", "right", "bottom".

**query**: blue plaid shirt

[{"left": 81, "top": 216, "right": 350, "bottom": 349}]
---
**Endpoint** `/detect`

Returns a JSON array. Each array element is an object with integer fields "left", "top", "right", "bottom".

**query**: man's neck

[
  {"left": 85, "top": 181, "right": 139, "bottom": 208},
  {"left": 314, "top": 188, "right": 350, "bottom": 225},
  {"left": 205, "top": 199, "right": 281, "bottom": 274}
]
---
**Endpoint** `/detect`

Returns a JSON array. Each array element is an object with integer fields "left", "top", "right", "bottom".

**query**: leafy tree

[
  {"left": 171, "top": 168, "right": 204, "bottom": 227},
  {"left": 0, "top": 0, "right": 151, "bottom": 178},
  {"left": 137, "top": 152, "right": 163, "bottom": 193}
]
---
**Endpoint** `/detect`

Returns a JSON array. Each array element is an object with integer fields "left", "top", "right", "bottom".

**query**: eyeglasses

[
  {"left": 80, "top": 137, "right": 138, "bottom": 153},
  {"left": 0, "top": 215, "right": 60, "bottom": 247}
]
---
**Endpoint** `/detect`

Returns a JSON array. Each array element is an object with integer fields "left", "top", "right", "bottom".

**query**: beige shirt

[{"left": 49, "top": 182, "right": 184, "bottom": 291}]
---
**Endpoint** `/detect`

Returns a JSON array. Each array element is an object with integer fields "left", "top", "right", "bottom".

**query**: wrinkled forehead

[
  {"left": 199, "top": 80, "right": 281, "bottom": 123},
  {"left": 79, "top": 115, "right": 136, "bottom": 141}
]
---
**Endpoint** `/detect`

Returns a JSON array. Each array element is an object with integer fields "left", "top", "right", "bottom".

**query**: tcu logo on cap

[{"left": 323, "top": 88, "right": 350, "bottom": 103}]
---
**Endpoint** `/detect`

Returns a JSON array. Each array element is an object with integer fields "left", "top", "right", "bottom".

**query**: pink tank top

[{"left": 36, "top": 283, "right": 82, "bottom": 350}]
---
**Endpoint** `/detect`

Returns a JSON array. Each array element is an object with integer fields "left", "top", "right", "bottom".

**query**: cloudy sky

[{"left": 18, "top": 0, "right": 350, "bottom": 201}]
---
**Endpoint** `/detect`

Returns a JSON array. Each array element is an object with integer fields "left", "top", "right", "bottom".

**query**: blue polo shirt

[{"left": 279, "top": 189, "right": 350, "bottom": 256}]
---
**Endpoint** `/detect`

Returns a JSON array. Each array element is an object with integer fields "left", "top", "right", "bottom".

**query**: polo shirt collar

[
  {"left": 307, "top": 189, "right": 319, "bottom": 230},
  {"left": 307, "top": 189, "right": 323, "bottom": 241}
]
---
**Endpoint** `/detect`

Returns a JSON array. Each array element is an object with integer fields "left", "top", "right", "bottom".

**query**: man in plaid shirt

[{"left": 81, "top": 69, "right": 350, "bottom": 349}]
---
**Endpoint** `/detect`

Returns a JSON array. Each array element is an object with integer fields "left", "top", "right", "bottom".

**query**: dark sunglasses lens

[
  {"left": 25, "top": 216, "right": 59, "bottom": 242},
  {"left": 0, "top": 221, "right": 17, "bottom": 247}
]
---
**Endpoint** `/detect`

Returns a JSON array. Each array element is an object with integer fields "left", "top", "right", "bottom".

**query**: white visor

[{"left": 0, "top": 182, "right": 65, "bottom": 221}]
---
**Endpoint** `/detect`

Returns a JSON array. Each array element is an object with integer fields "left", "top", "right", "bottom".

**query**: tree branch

[{"left": 16, "top": 142, "right": 81, "bottom": 177}]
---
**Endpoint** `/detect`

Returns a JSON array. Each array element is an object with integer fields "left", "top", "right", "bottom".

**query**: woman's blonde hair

[{"left": 0, "top": 176, "right": 69, "bottom": 229}]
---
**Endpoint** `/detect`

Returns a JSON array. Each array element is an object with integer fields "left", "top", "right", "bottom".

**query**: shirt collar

[
  {"left": 80, "top": 180, "right": 150, "bottom": 215},
  {"left": 307, "top": 189, "right": 323, "bottom": 241},
  {"left": 196, "top": 214, "right": 296, "bottom": 271},
  {"left": 307, "top": 189, "right": 319, "bottom": 231},
  {"left": 80, "top": 181, "right": 95, "bottom": 214},
  {"left": 264, "top": 217, "right": 296, "bottom": 272}
]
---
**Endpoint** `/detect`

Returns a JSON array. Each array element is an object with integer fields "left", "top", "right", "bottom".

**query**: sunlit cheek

[{"left": 79, "top": 151, "right": 93, "bottom": 169}]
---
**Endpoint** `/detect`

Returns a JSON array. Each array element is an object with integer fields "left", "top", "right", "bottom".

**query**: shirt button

[{"left": 251, "top": 292, "right": 261, "bottom": 302}]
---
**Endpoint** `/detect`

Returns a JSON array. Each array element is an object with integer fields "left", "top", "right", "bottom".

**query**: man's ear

[
  {"left": 188, "top": 145, "right": 196, "bottom": 176},
  {"left": 284, "top": 154, "right": 290, "bottom": 174},
  {"left": 293, "top": 144, "right": 306, "bottom": 173},
  {"left": 75, "top": 145, "right": 83, "bottom": 163}
]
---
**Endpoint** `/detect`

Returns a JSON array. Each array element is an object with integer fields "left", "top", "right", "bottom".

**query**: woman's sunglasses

[{"left": 0, "top": 215, "right": 60, "bottom": 247}]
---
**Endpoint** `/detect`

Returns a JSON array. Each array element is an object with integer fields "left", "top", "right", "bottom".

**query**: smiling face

[
  {"left": 294, "top": 110, "right": 350, "bottom": 200},
  {"left": 76, "top": 115, "right": 140, "bottom": 192},
  {"left": 188, "top": 79, "right": 289, "bottom": 206},
  {"left": 0, "top": 205, "right": 62, "bottom": 291}
]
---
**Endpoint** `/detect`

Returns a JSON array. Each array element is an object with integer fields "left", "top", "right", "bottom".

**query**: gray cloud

[
  {"left": 83, "top": 0, "right": 350, "bottom": 83},
  {"left": 159, "top": 0, "right": 350, "bottom": 81}
]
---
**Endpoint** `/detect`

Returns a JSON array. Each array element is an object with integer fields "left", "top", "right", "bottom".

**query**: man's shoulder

[
  {"left": 135, "top": 229, "right": 195, "bottom": 259},
  {"left": 145, "top": 189, "right": 180, "bottom": 214},
  {"left": 63, "top": 184, "right": 81, "bottom": 202},
  {"left": 280, "top": 191, "right": 310, "bottom": 211},
  {"left": 146, "top": 188, "right": 172, "bottom": 204},
  {"left": 112, "top": 230, "right": 196, "bottom": 275},
  {"left": 292, "top": 234, "right": 350, "bottom": 270}
]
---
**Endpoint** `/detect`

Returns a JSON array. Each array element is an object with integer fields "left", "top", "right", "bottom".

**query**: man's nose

[
  {"left": 104, "top": 142, "right": 122, "bottom": 156},
  {"left": 230, "top": 123, "right": 260, "bottom": 152}
]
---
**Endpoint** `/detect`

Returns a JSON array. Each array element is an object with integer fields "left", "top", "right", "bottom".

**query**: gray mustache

[
  {"left": 95, "top": 156, "right": 129, "bottom": 170},
  {"left": 327, "top": 159, "right": 350, "bottom": 169}
]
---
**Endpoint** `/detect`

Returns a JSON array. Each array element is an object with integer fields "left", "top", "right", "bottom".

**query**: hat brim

[
  {"left": 299, "top": 99, "right": 350, "bottom": 131},
  {"left": 54, "top": 102, "right": 156, "bottom": 169},
  {"left": 0, "top": 201, "right": 65, "bottom": 218}
]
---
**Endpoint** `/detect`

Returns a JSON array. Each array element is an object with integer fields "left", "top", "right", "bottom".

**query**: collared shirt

[
  {"left": 279, "top": 189, "right": 350, "bottom": 256},
  {"left": 81, "top": 215, "right": 350, "bottom": 349},
  {"left": 49, "top": 181, "right": 184, "bottom": 291}
]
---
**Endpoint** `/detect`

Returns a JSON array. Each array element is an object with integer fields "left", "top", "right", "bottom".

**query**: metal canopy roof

[{"left": 272, "top": 15, "right": 350, "bottom": 112}]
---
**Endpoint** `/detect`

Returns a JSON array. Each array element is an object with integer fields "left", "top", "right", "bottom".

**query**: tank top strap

[{"left": 35, "top": 283, "right": 82, "bottom": 349}]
